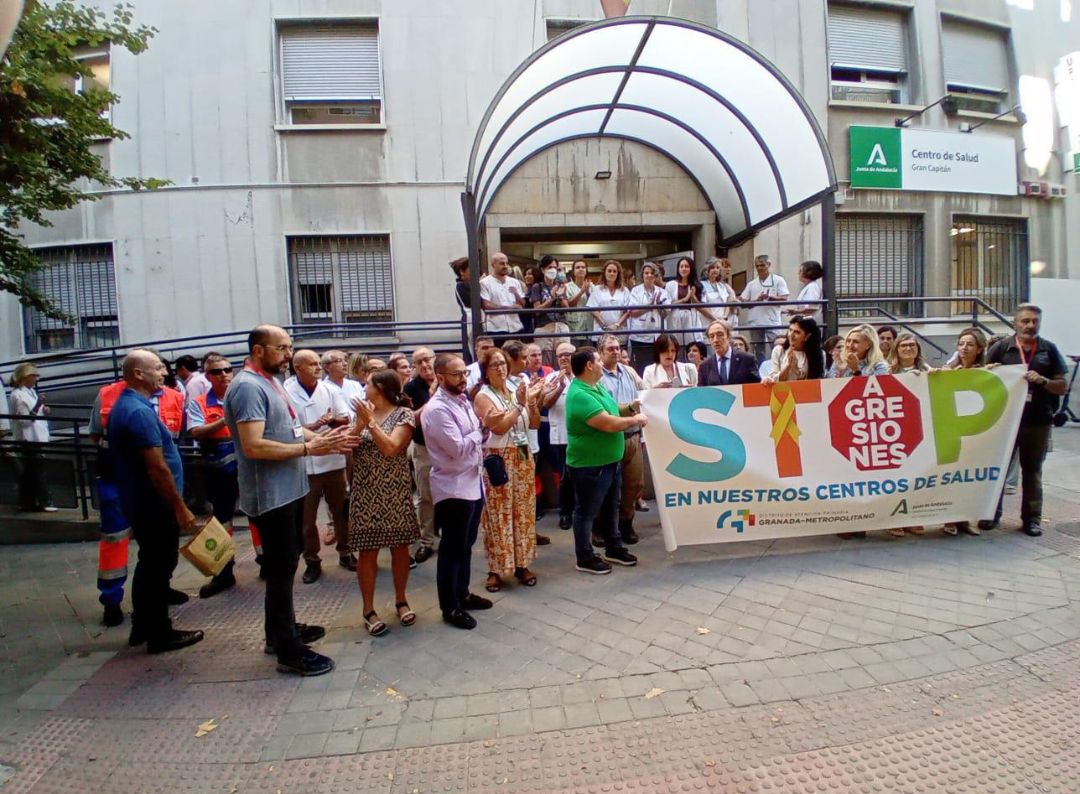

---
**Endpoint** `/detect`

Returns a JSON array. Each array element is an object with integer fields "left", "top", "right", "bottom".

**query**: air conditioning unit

[
  {"left": 1021, "top": 180, "right": 1048, "bottom": 197},
  {"left": 1048, "top": 183, "right": 1068, "bottom": 198}
]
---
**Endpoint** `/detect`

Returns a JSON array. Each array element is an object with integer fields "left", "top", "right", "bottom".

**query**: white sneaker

[{"left": 42, "top": 506, "right": 59, "bottom": 513}]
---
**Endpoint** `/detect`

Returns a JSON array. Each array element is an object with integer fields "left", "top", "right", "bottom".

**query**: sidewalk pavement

[{"left": 1, "top": 427, "right": 1078, "bottom": 793}]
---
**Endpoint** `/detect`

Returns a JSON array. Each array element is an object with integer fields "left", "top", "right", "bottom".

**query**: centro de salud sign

[{"left": 849, "top": 125, "right": 1018, "bottom": 195}]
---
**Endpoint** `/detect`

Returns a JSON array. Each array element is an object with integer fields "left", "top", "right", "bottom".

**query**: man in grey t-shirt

[{"left": 225, "top": 325, "right": 357, "bottom": 677}]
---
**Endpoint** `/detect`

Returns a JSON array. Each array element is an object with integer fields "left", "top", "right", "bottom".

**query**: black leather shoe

[
  {"left": 338, "top": 553, "right": 357, "bottom": 572},
  {"left": 167, "top": 588, "right": 189, "bottom": 605},
  {"left": 277, "top": 647, "right": 335, "bottom": 677},
  {"left": 621, "top": 528, "right": 639, "bottom": 545},
  {"left": 128, "top": 625, "right": 146, "bottom": 646},
  {"left": 536, "top": 533, "right": 551, "bottom": 546},
  {"left": 413, "top": 546, "right": 435, "bottom": 563},
  {"left": 443, "top": 609, "right": 477, "bottom": 630},
  {"left": 264, "top": 623, "right": 326, "bottom": 654},
  {"left": 198, "top": 573, "right": 236, "bottom": 599},
  {"left": 102, "top": 604, "right": 124, "bottom": 627},
  {"left": 147, "top": 629, "right": 204, "bottom": 654},
  {"left": 977, "top": 519, "right": 999, "bottom": 531},
  {"left": 256, "top": 555, "right": 266, "bottom": 580},
  {"left": 461, "top": 593, "right": 493, "bottom": 611},
  {"left": 558, "top": 515, "right": 572, "bottom": 530},
  {"left": 302, "top": 563, "right": 322, "bottom": 584},
  {"left": 1023, "top": 523, "right": 1043, "bottom": 537}
]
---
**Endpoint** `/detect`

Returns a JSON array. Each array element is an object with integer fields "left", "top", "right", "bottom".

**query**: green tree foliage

[{"left": 0, "top": 1, "right": 165, "bottom": 318}]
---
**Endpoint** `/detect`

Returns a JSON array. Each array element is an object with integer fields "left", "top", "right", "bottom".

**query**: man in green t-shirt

[{"left": 565, "top": 347, "right": 648, "bottom": 574}]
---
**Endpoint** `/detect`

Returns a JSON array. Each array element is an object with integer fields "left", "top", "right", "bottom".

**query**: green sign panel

[
  {"left": 1074, "top": 151, "right": 1080, "bottom": 173},
  {"left": 850, "top": 126, "right": 902, "bottom": 189}
]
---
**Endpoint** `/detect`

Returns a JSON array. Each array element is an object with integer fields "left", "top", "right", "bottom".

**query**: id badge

[
  {"left": 1025, "top": 392, "right": 1033, "bottom": 403},
  {"left": 510, "top": 429, "right": 529, "bottom": 448},
  {"left": 293, "top": 424, "right": 304, "bottom": 438}
]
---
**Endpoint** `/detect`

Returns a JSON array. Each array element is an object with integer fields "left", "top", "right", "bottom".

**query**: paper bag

[{"left": 180, "top": 517, "right": 235, "bottom": 577}]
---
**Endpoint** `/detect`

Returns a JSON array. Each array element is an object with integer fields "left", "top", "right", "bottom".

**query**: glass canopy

[{"left": 465, "top": 16, "right": 837, "bottom": 246}]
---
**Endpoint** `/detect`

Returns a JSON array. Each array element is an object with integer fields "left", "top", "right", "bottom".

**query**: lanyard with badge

[
  {"left": 491, "top": 385, "right": 530, "bottom": 459},
  {"left": 1017, "top": 337, "right": 1037, "bottom": 403},
  {"left": 245, "top": 364, "right": 304, "bottom": 438}
]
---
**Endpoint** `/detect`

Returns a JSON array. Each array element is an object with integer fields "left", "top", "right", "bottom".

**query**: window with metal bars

[
  {"left": 835, "top": 214, "right": 924, "bottom": 319},
  {"left": 22, "top": 244, "right": 120, "bottom": 354},
  {"left": 287, "top": 236, "right": 394, "bottom": 325},
  {"left": 950, "top": 217, "right": 1027, "bottom": 315},
  {"left": 278, "top": 22, "right": 382, "bottom": 125}
]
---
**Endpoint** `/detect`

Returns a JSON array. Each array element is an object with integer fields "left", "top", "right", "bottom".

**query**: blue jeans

[{"left": 567, "top": 461, "right": 623, "bottom": 564}]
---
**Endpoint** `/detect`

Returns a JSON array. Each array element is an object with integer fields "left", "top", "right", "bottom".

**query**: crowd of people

[{"left": 0, "top": 253, "right": 1068, "bottom": 679}]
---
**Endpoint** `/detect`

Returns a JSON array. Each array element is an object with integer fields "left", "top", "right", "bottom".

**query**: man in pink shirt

[{"left": 420, "top": 353, "right": 493, "bottom": 629}]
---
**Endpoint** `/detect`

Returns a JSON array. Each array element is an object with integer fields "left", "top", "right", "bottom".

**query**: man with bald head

[
  {"left": 226, "top": 326, "right": 358, "bottom": 677},
  {"left": 284, "top": 348, "right": 354, "bottom": 584},
  {"left": 404, "top": 346, "right": 439, "bottom": 563},
  {"left": 480, "top": 252, "right": 524, "bottom": 338},
  {"left": 107, "top": 349, "right": 205, "bottom": 654}
]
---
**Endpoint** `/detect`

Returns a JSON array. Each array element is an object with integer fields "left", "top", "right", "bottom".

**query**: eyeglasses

[
  {"left": 440, "top": 370, "right": 468, "bottom": 378},
  {"left": 206, "top": 367, "right": 233, "bottom": 376},
  {"left": 488, "top": 361, "right": 508, "bottom": 369},
  {"left": 556, "top": 353, "right": 572, "bottom": 358},
  {"left": 262, "top": 344, "right": 292, "bottom": 353}
]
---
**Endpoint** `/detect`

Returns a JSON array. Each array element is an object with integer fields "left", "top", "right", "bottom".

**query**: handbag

[
  {"left": 180, "top": 517, "right": 236, "bottom": 577},
  {"left": 483, "top": 451, "right": 509, "bottom": 487}
]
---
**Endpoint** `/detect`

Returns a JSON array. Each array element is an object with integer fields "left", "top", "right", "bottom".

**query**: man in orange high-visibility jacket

[{"left": 90, "top": 376, "right": 186, "bottom": 628}]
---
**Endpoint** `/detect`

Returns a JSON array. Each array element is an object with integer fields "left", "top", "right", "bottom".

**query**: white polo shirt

[
  {"left": 740, "top": 273, "right": 789, "bottom": 331},
  {"left": 284, "top": 378, "right": 349, "bottom": 475}
]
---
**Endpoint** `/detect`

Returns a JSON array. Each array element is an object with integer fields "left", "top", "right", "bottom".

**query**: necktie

[{"left": 719, "top": 356, "right": 728, "bottom": 385}]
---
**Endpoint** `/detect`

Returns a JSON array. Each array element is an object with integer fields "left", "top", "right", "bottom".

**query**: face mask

[{"left": 544, "top": 269, "right": 557, "bottom": 281}]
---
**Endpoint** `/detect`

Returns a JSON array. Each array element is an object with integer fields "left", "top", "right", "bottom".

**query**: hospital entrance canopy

[{"left": 464, "top": 15, "right": 838, "bottom": 248}]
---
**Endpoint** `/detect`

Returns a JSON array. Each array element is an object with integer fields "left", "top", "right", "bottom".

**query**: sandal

[
  {"left": 485, "top": 573, "right": 502, "bottom": 593},
  {"left": 396, "top": 601, "right": 416, "bottom": 627},
  {"left": 514, "top": 567, "right": 538, "bottom": 587},
  {"left": 363, "top": 611, "right": 388, "bottom": 637}
]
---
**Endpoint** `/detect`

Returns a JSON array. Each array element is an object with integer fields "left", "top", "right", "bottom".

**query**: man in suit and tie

[{"left": 698, "top": 320, "right": 761, "bottom": 386}]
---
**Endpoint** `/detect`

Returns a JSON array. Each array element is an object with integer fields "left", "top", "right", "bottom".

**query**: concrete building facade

[{"left": 2, "top": 0, "right": 1077, "bottom": 361}]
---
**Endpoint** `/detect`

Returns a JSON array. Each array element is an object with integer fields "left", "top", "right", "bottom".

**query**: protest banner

[{"left": 641, "top": 365, "right": 1028, "bottom": 550}]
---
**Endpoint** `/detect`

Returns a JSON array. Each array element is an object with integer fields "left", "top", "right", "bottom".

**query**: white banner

[{"left": 641, "top": 367, "right": 1028, "bottom": 550}]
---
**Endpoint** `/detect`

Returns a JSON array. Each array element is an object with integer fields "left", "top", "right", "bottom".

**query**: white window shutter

[
  {"left": 942, "top": 21, "right": 1010, "bottom": 94},
  {"left": 828, "top": 5, "right": 908, "bottom": 73},
  {"left": 281, "top": 25, "right": 381, "bottom": 101}
]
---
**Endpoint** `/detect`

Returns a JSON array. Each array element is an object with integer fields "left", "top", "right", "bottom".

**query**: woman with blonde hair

[
  {"left": 347, "top": 352, "right": 369, "bottom": 385},
  {"left": 474, "top": 347, "right": 543, "bottom": 592},
  {"left": 828, "top": 324, "right": 889, "bottom": 377},
  {"left": 9, "top": 362, "right": 55, "bottom": 512}
]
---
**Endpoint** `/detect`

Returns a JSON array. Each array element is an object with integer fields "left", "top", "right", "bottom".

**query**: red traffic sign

[{"left": 828, "top": 375, "right": 923, "bottom": 471}]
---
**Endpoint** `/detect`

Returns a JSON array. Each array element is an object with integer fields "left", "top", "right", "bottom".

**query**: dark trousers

[
  {"left": 629, "top": 341, "right": 653, "bottom": 375},
  {"left": 205, "top": 468, "right": 238, "bottom": 580},
  {"left": 550, "top": 444, "right": 576, "bottom": 519},
  {"left": 568, "top": 461, "right": 623, "bottom": 564},
  {"left": 302, "top": 470, "right": 350, "bottom": 565},
  {"left": 17, "top": 442, "right": 51, "bottom": 510},
  {"left": 205, "top": 468, "right": 239, "bottom": 526},
  {"left": 253, "top": 498, "right": 305, "bottom": 660},
  {"left": 130, "top": 510, "right": 180, "bottom": 641},
  {"left": 434, "top": 497, "right": 483, "bottom": 615},
  {"left": 994, "top": 423, "right": 1052, "bottom": 526}
]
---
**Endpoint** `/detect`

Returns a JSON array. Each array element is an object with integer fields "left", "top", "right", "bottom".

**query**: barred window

[
  {"left": 22, "top": 244, "right": 120, "bottom": 354},
  {"left": 287, "top": 236, "right": 394, "bottom": 324},
  {"left": 950, "top": 217, "right": 1027, "bottom": 315},
  {"left": 836, "top": 214, "right": 924, "bottom": 318},
  {"left": 279, "top": 22, "right": 383, "bottom": 125}
]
